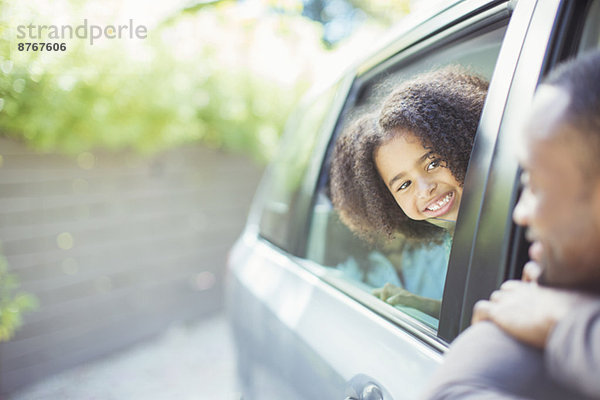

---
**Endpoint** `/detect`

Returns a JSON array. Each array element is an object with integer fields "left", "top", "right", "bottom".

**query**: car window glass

[
  {"left": 579, "top": 0, "right": 600, "bottom": 52},
  {"left": 258, "top": 82, "right": 341, "bottom": 253},
  {"left": 306, "top": 23, "right": 507, "bottom": 330}
]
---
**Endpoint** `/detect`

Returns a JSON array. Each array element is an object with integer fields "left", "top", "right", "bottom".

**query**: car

[{"left": 226, "top": 0, "right": 600, "bottom": 399}]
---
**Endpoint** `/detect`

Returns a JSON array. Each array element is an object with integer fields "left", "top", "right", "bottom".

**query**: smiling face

[
  {"left": 374, "top": 131, "right": 463, "bottom": 226},
  {"left": 513, "top": 85, "right": 600, "bottom": 291}
]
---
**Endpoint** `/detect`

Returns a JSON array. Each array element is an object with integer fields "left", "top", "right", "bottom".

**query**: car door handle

[
  {"left": 362, "top": 383, "right": 383, "bottom": 400},
  {"left": 346, "top": 374, "right": 390, "bottom": 400},
  {"left": 344, "top": 383, "right": 384, "bottom": 400}
]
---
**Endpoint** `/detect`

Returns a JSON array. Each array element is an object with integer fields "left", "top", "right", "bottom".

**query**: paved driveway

[{"left": 8, "top": 313, "right": 241, "bottom": 400}]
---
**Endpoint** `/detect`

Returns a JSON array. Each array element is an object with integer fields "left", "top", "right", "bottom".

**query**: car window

[
  {"left": 579, "top": 0, "right": 600, "bottom": 52},
  {"left": 258, "top": 82, "right": 342, "bottom": 254},
  {"left": 305, "top": 21, "right": 508, "bottom": 331}
]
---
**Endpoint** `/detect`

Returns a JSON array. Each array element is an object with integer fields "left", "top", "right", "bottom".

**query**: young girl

[{"left": 329, "top": 66, "right": 488, "bottom": 318}]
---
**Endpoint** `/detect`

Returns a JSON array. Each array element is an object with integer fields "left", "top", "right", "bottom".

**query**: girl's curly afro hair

[{"left": 329, "top": 65, "right": 489, "bottom": 243}]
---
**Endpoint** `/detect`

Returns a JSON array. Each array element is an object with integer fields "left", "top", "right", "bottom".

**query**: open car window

[{"left": 305, "top": 20, "right": 508, "bottom": 331}]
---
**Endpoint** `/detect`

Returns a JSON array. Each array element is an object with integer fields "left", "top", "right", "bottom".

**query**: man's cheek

[{"left": 534, "top": 201, "right": 556, "bottom": 230}]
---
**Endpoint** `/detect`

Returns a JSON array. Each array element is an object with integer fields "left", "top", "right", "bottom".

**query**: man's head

[{"left": 513, "top": 50, "right": 600, "bottom": 292}]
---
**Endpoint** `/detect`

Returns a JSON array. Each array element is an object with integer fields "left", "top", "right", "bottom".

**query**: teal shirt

[
  {"left": 337, "top": 234, "right": 451, "bottom": 301},
  {"left": 398, "top": 234, "right": 451, "bottom": 300}
]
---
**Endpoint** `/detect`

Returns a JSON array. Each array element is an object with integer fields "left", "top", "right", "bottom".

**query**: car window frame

[
  {"left": 437, "top": 0, "right": 545, "bottom": 340},
  {"left": 296, "top": 1, "right": 517, "bottom": 347}
]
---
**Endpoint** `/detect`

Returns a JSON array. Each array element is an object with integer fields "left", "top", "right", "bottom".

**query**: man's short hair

[{"left": 542, "top": 50, "right": 600, "bottom": 139}]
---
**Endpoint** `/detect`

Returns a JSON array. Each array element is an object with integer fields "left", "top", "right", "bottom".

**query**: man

[{"left": 423, "top": 50, "right": 600, "bottom": 399}]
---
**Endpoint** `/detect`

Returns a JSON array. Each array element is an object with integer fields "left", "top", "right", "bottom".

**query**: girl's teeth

[{"left": 428, "top": 193, "right": 452, "bottom": 211}]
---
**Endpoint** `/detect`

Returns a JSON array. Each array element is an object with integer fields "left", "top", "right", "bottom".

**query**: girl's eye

[
  {"left": 427, "top": 159, "right": 440, "bottom": 171},
  {"left": 398, "top": 181, "right": 411, "bottom": 191}
]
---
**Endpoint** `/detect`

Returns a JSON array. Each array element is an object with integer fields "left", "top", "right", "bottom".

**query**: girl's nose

[{"left": 416, "top": 178, "right": 437, "bottom": 199}]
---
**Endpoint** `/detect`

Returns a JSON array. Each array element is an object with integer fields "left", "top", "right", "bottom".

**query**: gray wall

[{"left": 0, "top": 138, "right": 263, "bottom": 394}]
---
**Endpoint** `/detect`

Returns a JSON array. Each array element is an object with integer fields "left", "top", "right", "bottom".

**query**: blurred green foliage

[
  {"left": 0, "top": 0, "right": 410, "bottom": 162},
  {"left": 347, "top": 0, "right": 410, "bottom": 25},
  {"left": 0, "top": 251, "right": 38, "bottom": 342},
  {"left": 0, "top": 1, "right": 327, "bottom": 162}
]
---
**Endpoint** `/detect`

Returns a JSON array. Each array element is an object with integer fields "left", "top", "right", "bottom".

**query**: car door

[{"left": 226, "top": 1, "right": 582, "bottom": 399}]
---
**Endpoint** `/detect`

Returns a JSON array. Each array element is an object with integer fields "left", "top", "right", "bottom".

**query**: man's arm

[
  {"left": 421, "top": 322, "right": 582, "bottom": 400},
  {"left": 545, "top": 301, "right": 600, "bottom": 399},
  {"left": 471, "top": 275, "right": 600, "bottom": 399}
]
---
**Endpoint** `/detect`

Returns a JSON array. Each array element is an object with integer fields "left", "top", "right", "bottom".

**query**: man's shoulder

[{"left": 422, "top": 322, "right": 588, "bottom": 400}]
